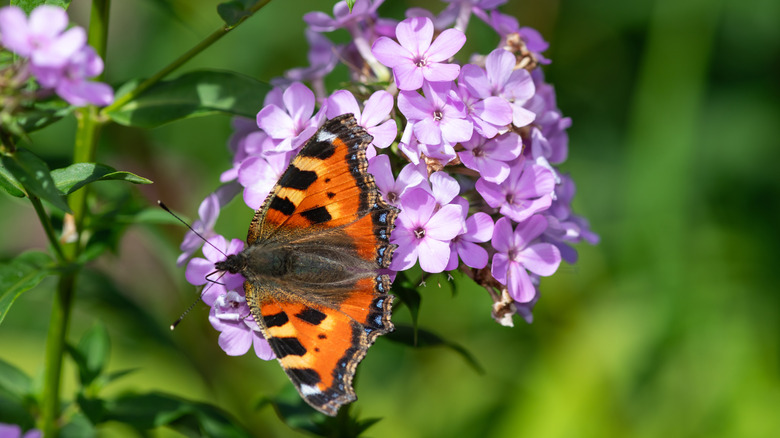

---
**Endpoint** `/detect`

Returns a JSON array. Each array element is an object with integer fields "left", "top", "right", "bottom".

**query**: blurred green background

[{"left": 1, "top": 0, "right": 779, "bottom": 436}]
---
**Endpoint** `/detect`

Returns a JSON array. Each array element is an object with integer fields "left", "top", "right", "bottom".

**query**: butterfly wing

[
  {"left": 243, "top": 114, "right": 398, "bottom": 416},
  {"left": 246, "top": 274, "right": 393, "bottom": 416}
]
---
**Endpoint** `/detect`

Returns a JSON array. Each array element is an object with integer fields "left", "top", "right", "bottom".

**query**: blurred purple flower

[
  {"left": 0, "top": 5, "right": 84, "bottom": 68},
  {"left": 177, "top": 183, "right": 240, "bottom": 267},
  {"left": 238, "top": 151, "right": 292, "bottom": 210},
  {"left": 491, "top": 216, "right": 561, "bottom": 302},
  {"left": 304, "top": 0, "right": 384, "bottom": 32},
  {"left": 458, "top": 132, "right": 523, "bottom": 184},
  {"left": 326, "top": 89, "right": 397, "bottom": 158},
  {"left": 519, "top": 27, "right": 551, "bottom": 65},
  {"left": 36, "top": 46, "right": 113, "bottom": 106},
  {"left": 256, "top": 82, "right": 324, "bottom": 153},
  {"left": 476, "top": 159, "right": 555, "bottom": 223},
  {"left": 398, "top": 81, "right": 473, "bottom": 146},
  {"left": 0, "top": 423, "right": 41, "bottom": 438},
  {"left": 185, "top": 235, "right": 245, "bottom": 306},
  {"left": 391, "top": 188, "right": 464, "bottom": 273},
  {"left": 209, "top": 290, "right": 275, "bottom": 360},
  {"left": 372, "top": 17, "right": 466, "bottom": 91}
]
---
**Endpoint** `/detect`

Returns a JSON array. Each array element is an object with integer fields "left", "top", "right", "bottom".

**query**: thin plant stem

[
  {"left": 102, "top": 0, "right": 273, "bottom": 115},
  {"left": 39, "top": 1, "right": 112, "bottom": 435},
  {"left": 28, "top": 196, "right": 66, "bottom": 263}
]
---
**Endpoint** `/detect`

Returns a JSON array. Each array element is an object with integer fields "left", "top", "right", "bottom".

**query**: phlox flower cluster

[
  {"left": 0, "top": 5, "right": 113, "bottom": 106},
  {"left": 181, "top": 0, "right": 598, "bottom": 358}
]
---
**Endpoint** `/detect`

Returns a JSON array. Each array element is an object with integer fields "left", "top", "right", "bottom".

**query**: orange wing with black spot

[{"left": 239, "top": 114, "right": 398, "bottom": 416}]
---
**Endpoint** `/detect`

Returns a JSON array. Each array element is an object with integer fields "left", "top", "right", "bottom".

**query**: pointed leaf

[
  {"left": 0, "top": 251, "right": 53, "bottom": 325},
  {"left": 59, "top": 412, "right": 96, "bottom": 438},
  {"left": 106, "top": 70, "right": 270, "bottom": 128},
  {"left": 1, "top": 148, "right": 71, "bottom": 212},
  {"left": 70, "top": 323, "right": 110, "bottom": 387},
  {"left": 51, "top": 162, "right": 152, "bottom": 195},
  {"left": 0, "top": 163, "right": 25, "bottom": 198},
  {"left": 0, "top": 358, "right": 32, "bottom": 400},
  {"left": 12, "top": 1, "right": 72, "bottom": 14}
]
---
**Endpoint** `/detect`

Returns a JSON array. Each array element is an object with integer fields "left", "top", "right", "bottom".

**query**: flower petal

[
  {"left": 396, "top": 17, "right": 433, "bottom": 56},
  {"left": 491, "top": 217, "right": 514, "bottom": 253},
  {"left": 519, "top": 242, "right": 562, "bottom": 276},
  {"left": 426, "top": 28, "right": 466, "bottom": 62},
  {"left": 372, "top": 36, "right": 409, "bottom": 67},
  {"left": 417, "top": 237, "right": 451, "bottom": 273},
  {"left": 326, "top": 89, "right": 360, "bottom": 119}
]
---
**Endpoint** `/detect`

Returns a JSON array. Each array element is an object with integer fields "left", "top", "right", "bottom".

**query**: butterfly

[{"left": 214, "top": 114, "right": 398, "bottom": 416}]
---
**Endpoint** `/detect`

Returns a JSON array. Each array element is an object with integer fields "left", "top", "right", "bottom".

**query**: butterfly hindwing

[{"left": 246, "top": 279, "right": 393, "bottom": 416}]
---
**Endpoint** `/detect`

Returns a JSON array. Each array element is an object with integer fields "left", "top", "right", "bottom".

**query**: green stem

[
  {"left": 29, "top": 196, "right": 66, "bottom": 263},
  {"left": 101, "top": 0, "right": 273, "bottom": 115},
  {"left": 40, "top": 1, "right": 112, "bottom": 436}
]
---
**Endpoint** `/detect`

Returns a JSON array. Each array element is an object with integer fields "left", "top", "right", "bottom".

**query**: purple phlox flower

[
  {"left": 372, "top": 17, "right": 466, "bottom": 91},
  {"left": 209, "top": 290, "right": 274, "bottom": 360},
  {"left": 458, "top": 132, "right": 523, "bottom": 184},
  {"left": 465, "top": 48, "right": 536, "bottom": 128},
  {"left": 541, "top": 174, "right": 599, "bottom": 263},
  {"left": 397, "top": 122, "right": 422, "bottom": 164},
  {"left": 285, "top": 29, "right": 341, "bottom": 88},
  {"left": 368, "top": 154, "right": 426, "bottom": 206},
  {"left": 526, "top": 127, "right": 560, "bottom": 183},
  {"left": 177, "top": 183, "right": 241, "bottom": 266},
  {"left": 222, "top": 118, "right": 279, "bottom": 182},
  {"left": 445, "top": 197, "right": 494, "bottom": 270},
  {"left": 405, "top": 6, "right": 459, "bottom": 30},
  {"left": 238, "top": 151, "right": 293, "bottom": 210},
  {"left": 483, "top": 9, "right": 519, "bottom": 37},
  {"left": 326, "top": 89, "right": 397, "bottom": 159},
  {"left": 425, "top": 170, "right": 460, "bottom": 207},
  {"left": 0, "top": 5, "right": 84, "bottom": 68},
  {"left": 491, "top": 215, "right": 561, "bottom": 302},
  {"left": 519, "top": 26, "right": 551, "bottom": 65},
  {"left": 476, "top": 158, "right": 555, "bottom": 223},
  {"left": 398, "top": 80, "right": 473, "bottom": 147},
  {"left": 391, "top": 188, "right": 465, "bottom": 273},
  {"left": 514, "top": 288, "right": 538, "bottom": 324},
  {"left": 525, "top": 70, "right": 570, "bottom": 164},
  {"left": 456, "top": 62, "right": 513, "bottom": 138},
  {"left": 441, "top": 0, "right": 508, "bottom": 31},
  {"left": 256, "top": 82, "right": 324, "bottom": 153},
  {"left": 185, "top": 235, "right": 245, "bottom": 306},
  {"left": 0, "top": 423, "right": 41, "bottom": 438},
  {"left": 36, "top": 45, "right": 113, "bottom": 106},
  {"left": 304, "top": 0, "right": 384, "bottom": 32}
]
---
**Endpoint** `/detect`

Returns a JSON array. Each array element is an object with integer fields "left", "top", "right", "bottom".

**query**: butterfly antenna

[
  {"left": 158, "top": 200, "right": 228, "bottom": 258},
  {"left": 170, "top": 292, "right": 202, "bottom": 330}
]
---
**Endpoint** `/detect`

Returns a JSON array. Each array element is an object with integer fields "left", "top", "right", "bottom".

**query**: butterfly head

[{"left": 214, "top": 252, "right": 246, "bottom": 275}]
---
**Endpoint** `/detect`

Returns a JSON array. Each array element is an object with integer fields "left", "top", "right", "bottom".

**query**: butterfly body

[{"left": 214, "top": 114, "right": 398, "bottom": 416}]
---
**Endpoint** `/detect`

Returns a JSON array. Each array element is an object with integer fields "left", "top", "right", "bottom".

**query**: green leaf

[
  {"left": 0, "top": 251, "right": 53, "bottom": 325},
  {"left": 0, "top": 162, "right": 26, "bottom": 198},
  {"left": 216, "top": 0, "right": 266, "bottom": 27},
  {"left": 16, "top": 101, "right": 74, "bottom": 133},
  {"left": 68, "top": 323, "right": 110, "bottom": 387},
  {"left": 106, "top": 70, "right": 270, "bottom": 128},
  {"left": 1, "top": 148, "right": 71, "bottom": 212},
  {"left": 12, "top": 1, "right": 71, "bottom": 14},
  {"left": 346, "top": 0, "right": 356, "bottom": 12},
  {"left": 386, "top": 324, "right": 485, "bottom": 374},
  {"left": 0, "top": 358, "right": 32, "bottom": 400},
  {"left": 59, "top": 412, "right": 96, "bottom": 438},
  {"left": 50, "top": 162, "right": 152, "bottom": 195},
  {"left": 103, "top": 392, "right": 252, "bottom": 437}
]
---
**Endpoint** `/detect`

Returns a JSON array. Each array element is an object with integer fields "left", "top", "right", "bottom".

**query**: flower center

[
  {"left": 414, "top": 56, "right": 427, "bottom": 67},
  {"left": 505, "top": 193, "right": 515, "bottom": 205},
  {"left": 387, "top": 191, "right": 398, "bottom": 204},
  {"left": 433, "top": 110, "right": 443, "bottom": 121},
  {"left": 414, "top": 227, "right": 426, "bottom": 239},
  {"left": 473, "top": 146, "right": 485, "bottom": 157}
]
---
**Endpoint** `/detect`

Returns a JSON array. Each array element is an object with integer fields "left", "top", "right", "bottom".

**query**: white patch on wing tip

[
  {"left": 317, "top": 130, "right": 336, "bottom": 142},
  {"left": 300, "top": 384, "right": 322, "bottom": 396}
]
